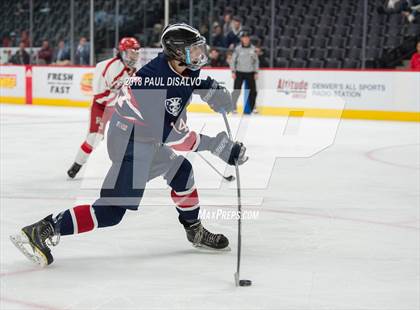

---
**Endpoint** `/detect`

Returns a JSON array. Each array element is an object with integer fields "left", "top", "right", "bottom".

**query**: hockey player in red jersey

[
  {"left": 67, "top": 37, "right": 141, "bottom": 178},
  {"left": 10, "top": 24, "right": 247, "bottom": 267}
]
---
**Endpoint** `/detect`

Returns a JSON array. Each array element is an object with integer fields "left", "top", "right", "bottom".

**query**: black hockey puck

[{"left": 239, "top": 279, "right": 252, "bottom": 286}]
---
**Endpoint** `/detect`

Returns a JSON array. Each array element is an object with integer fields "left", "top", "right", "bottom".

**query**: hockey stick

[
  {"left": 196, "top": 152, "right": 235, "bottom": 182},
  {"left": 221, "top": 112, "right": 252, "bottom": 287}
]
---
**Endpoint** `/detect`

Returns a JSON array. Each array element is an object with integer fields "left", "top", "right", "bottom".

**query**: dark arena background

[{"left": 0, "top": 1, "right": 419, "bottom": 310}]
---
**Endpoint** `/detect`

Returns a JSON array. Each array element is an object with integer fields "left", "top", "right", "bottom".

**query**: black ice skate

[
  {"left": 185, "top": 221, "right": 230, "bottom": 251},
  {"left": 10, "top": 215, "right": 59, "bottom": 267},
  {"left": 67, "top": 162, "right": 82, "bottom": 178}
]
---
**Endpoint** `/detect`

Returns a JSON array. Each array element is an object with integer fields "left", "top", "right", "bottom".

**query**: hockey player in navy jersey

[{"left": 10, "top": 23, "right": 248, "bottom": 267}]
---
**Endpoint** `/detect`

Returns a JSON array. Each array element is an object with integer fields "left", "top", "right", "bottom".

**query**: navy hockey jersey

[{"left": 114, "top": 53, "right": 213, "bottom": 151}]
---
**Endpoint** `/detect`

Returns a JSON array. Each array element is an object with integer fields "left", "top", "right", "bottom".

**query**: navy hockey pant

[{"left": 57, "top": 117, "right": 199, "bottom": 235}]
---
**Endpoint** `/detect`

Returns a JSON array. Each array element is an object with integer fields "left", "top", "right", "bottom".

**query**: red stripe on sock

[
  {"left": 81, "top": 142, "right": 93, "bottom": 154},
  {"left": 171, "top": 189, "right": 199, "bottom": 208},
  {"left": 73, "top": 205, "right": 94, "bottom": 233}
]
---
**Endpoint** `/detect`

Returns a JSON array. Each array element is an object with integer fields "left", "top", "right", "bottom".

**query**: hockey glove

[
  {"left": 199, "top": 78, "right": 234, "bottom": 114},
  {"left": 208, "top": 132, "right": 248, "bottom": 165}
]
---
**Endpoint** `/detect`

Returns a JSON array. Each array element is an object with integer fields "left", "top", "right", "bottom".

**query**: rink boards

[{"left": 0, "top": 64, "right": 419, "bottom": 121}]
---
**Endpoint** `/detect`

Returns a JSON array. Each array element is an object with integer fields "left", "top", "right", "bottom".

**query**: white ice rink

[{"left": 1, "top": 104, "right": 419, "bottom": 310}]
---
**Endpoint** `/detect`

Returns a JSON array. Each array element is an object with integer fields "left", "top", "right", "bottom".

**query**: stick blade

[{"left": 225, "top": 175, "right": 235, "bottom": 182}]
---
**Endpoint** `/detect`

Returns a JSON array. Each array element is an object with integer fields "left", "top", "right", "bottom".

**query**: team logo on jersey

[{"left": 165, "top": 97, "right": 182, "bottom": 116}]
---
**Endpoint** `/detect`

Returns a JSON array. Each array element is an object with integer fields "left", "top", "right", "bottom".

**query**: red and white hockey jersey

[{"left": 92, "top": 57, "right": 136, "bottom": 107}]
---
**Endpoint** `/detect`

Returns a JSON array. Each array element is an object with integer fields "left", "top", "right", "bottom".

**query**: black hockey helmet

[{"left": 161, "top": 23, "right": 208, "bottom": 71}]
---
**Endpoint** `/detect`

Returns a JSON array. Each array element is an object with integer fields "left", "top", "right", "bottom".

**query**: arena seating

[
  {"left": 1, "top": 0, "right": 419, "bottom": 68},
  {"left": 211, "top": 0, "right": 420, "bottom": 68}
]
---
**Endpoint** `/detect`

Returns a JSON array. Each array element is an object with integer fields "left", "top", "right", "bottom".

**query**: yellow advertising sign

[
  {"left": 0, "top": 74, "right": 17, "bottom": 89},
  {"left": 80, "top": 72, "right": 93, "bottom": 96}
]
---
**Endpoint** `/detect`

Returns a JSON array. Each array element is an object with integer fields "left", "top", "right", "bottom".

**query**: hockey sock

[
  {"left": 74, "top": 133, "right": 103, "bottom": 165},
  {"left": 74, "top": 141, "right": 93, "bottom": 165},
  {"left": 168, "top": 158, "right": 200, "bottom": 222},
  {"left": 171, "top": 188, "right": 200, "bottom": 222},
  {"left": 54, "top": 204, "right": 126, "bottom": 235}
]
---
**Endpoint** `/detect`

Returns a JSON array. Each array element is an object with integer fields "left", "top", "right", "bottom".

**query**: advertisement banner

[
  {"left": 1, "top": 64, "right": 419, "bottom": 121},
  {"left": 190, "top": 68, "right": 420, "bottom": 121},
  {"left": 0, "top": 65, "right": 26, "bottom": 104},
  {"left": 31, "top": 66, "right": 94, "bottom": 106},
  {"left": 259, "top": 70, "right": 419, "bottom": 112}
]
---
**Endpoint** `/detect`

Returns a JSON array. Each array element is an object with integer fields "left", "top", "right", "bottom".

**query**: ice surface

[{"left": 1, "top": 104, "right": 419, "bottom": 310}]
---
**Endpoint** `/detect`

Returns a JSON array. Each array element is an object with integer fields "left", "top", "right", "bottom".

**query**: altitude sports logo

[{"left": 277, "top": 78, "right": 308, "bottom": 98}]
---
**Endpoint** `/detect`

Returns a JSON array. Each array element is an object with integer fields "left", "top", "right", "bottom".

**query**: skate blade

[
  {"left": 192, "top": 244, "right": 231, "bottom": 252},
  {"left": 9, "top": 232, "right": 48, "bottom": 267},
  {"left": 66, "top": 174, "right": 78, "bottom": 181}
]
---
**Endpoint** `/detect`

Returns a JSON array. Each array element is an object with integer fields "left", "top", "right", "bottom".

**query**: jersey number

[{"left": 170, "top": 118, "right": 189, "bottom": 135}]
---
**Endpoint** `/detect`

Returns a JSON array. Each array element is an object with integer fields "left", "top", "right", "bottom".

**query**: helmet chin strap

[
  {"left": 178, "top": 61, "right": 200, "bottom": 71},
  {"left": 170, "top": 50, "right": 202, "bottom": 73},
  {"left": 169, "top": 59, "right": 187, "bottom": 75},
  {"left": 177, "top": 60, "right": 188, "bottom": 67}
]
